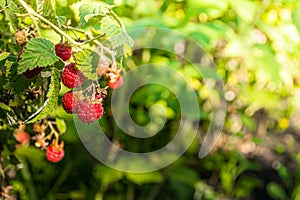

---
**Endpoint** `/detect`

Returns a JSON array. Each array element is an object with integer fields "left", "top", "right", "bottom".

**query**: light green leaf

[
  {"left": 0, "top": 102, "right": 12, "bottom": 112},
  {"left": 56, "top": 118, "right": 66, "bottom": 134},
  {"left": 36, "top": 0, "right": 44, "bottom": 14},
  {"left": 74, "top": 50, "right": 98, "bottom": 80},
  {"left": 125, "top": 171, "right": 163, "bottom": 185},
  {"left": 228, "top": 0, "right": 258, "bottom": 23},
  {"left": 3, "top": 7, "right": 18, "bottom": 30},
  {"left": 18, "top": 38, "right": 59, "bottom": 74},
  {"left": 0, "top": 0, "right": 5, "bottom": 7},
  {"left": 100, "top": 16, "right": 134, "bottom": 48},
  {"left": 79, "top": 2, "right": 110, "bottom": 26},
  {"left": 292, "top": 7, "right": 300, "bottom": 33},
  {"left": 5, "top": 60, "right": 13, "bottom": 77},
  {"left": 24, "top": 68, "right": 61, "bottom": 124},
  {"left": 0, "top": 52, "right": 10, "bottom": 62}
]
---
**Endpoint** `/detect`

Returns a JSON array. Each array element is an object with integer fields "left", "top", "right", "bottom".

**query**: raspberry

[
  {"left": 23, "top": 67, "right": 45, "bottom": 79},
  {"left": 77, "top": 102, "right": 104, "bottom": 124},
  {"left": 107, "top": 75, "right": 123, "bottom": 89},
  {"left": 55, "top": 42, "right": 72, "bottom": 61},
  {"left": 62, "top": 91, "right": 80, "bottom": 114},
  {"left": 14, "top": 30, "right": 27, "bottom": 45},
  {"left": 46, "top": 143, "right": 65, "bottom": 163},
  {"left": 96, "top": 58, "right": 109, "bottom": 76},
  {"left": 61, "top": 63, "right": 85, "bottom": 88},
  {"left": 14, "top": 131, "right": 30, "bottom": 144}
]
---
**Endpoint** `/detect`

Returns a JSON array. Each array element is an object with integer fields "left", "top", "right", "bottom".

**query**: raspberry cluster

[{"left": 57, "top": 43, "right": 105, "bottom": 124}]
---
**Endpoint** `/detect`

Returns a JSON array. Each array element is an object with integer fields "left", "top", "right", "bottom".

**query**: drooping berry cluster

[
  {"left": 13, "top": 120, "right": 65, "bottom": 163},
  {"left": 57, "top": 43, "right": 106, "bottom": 124}
]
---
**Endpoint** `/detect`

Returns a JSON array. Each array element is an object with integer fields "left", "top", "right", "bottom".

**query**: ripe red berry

[
  {"left": 55, "top": 42, "right": 72, "bottom": 61},
  {"left": 77, "top": 102, "right": 104, "bottom": 124},
  {"left": 46, "top": 144, "right": 65, "bottom": 163},
  {"left": 62, "top": 91, "right": 80, "bottom": 114},
  {"left": 23, "top": 67, "right": 45, "bottom": 79},
  {"left": 107, "top": 75, "right": 123, "bottom": 89},
  {"left": 61, "top": 63, "right": 85, "bottom": 88}
]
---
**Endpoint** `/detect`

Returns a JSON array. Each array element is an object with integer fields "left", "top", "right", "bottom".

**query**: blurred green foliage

[{"left": 2, "top": 0, "right": 300, "bottom": 199}]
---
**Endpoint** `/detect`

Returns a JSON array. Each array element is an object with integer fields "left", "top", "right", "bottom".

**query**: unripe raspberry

[
  {"left": 77, "top": 102, "right": 104, "bottom": 124},
  {"left": 107, "top": 75, "right": 123, "bottom": 89},
  {"left": 61, "top": 63, "right": 85, "bottom": 88},
  {"left": 55, "top": 42, "right": 72, "bottom": 61},
  {"left": 14, "top": 30, "right": 27, "bottom": 45},
  {"left": 14, "top": 131, "right": 30, "bottom": 144}
]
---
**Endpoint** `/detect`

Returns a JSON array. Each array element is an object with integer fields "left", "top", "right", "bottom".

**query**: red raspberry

[
  {"left": 77, "top": 102, "right": 104, "bottom": 124},
  {"left": 61, "top": 63, "right": 85, "bottom": 88},
  {"left": 62, "top": 91, "right": 80, "bottom": 114},
  {"left": 55, "top": 42, "right": 72, "bottom": 61},
  {"left": 23, "top": 67, "right": 45, "bottom": 79},
  {"left": 107, "top": 75, "right": 123, "bottom": 89},
  {"left": 46, "top": 143, "right": 65, "bottom": 163},
  {"left": 14, "top": 131, "right": 30, "bottom": 144}
]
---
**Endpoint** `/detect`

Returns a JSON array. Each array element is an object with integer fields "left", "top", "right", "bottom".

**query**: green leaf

[
  {"left": 266, "top": 182, "right": 288, "bottom": 200},
  {"left": 0, "top": 0, "right": 5, "bottom": 7},
  {"left": 93, "top": 165, "right": 123, "bottom": 187},
  {"left": 24, "top": 68, "right": 61, "bottom": 124},
  {"left": 74, "top": 50, "right": 98, "bottom": 81},
  {"left": 18, "top": 38, "right": 59, "bottom": 74},
  {"left": 0, "top": 52, "right": 10, "bottom": 62},
  {"left": 79, "top": 2, "right": 110, "bottom": 26},
  {"left": 292, "top": 7, "right": 300, "bottom": 33},
  {"left": 228, "top": 0, "right": 258, "bottom": 23},
  {"left": 100, "top": 16, "right": 134, "bottom": 48},
  {"left": 125, "top": 171, "right": 163, "bottom": 185},
  {"left": 56, "top": 118, "right": 66, "bottom": 134},
  {"left": 4, "top": 60, "right": 14, "bottom": 77},
  {"left": 3, "top": 8, "right": 17, "bottom": 30},
  {"left": 0, "top": 102, "right": 12, "bottom": 112}
]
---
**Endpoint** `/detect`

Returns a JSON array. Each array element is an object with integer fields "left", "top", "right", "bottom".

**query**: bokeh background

[{"left": 5, "top": 0, "right": 300, "bottom": 199}]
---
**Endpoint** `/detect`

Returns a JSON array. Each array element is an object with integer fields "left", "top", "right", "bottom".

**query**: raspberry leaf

[
  {"left": 100, "top": 16, "right": 134, "bottom": 49},
  {"left": 0, "top": 1, "right": 20, "bottom": 31},
  {"left": 23, "top": 68, "right": 61, "bottom": 124},
  {"left": 18, "top": 38, "right": 59, "bottom": 74},
  {"left": 0, "top": 52, "right": 10, "bottom": 62},
  {"left": 75, "top": 50, "right": 98, "bottom": 81},
  {"left": 78, "top": 2, "right": 110, "bottom": 27}
]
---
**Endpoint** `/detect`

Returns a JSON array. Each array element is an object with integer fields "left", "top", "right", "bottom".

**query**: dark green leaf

[{"left": 18, "top": 38, "right": 59, "bottom": 74}]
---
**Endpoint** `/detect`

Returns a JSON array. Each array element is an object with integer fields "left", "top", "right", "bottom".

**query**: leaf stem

[{"left": 17, "top": 0, "right": 81, "bottom": 46}]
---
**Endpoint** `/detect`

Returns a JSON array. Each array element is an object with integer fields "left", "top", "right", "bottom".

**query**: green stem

[{"left": 17, "top": 0, "right": 81, "bottom": 46}]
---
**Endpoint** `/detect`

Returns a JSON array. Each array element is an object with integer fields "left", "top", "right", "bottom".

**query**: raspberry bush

[{"left": 0, "top": 0, "right": 132, "bottom": 198}]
